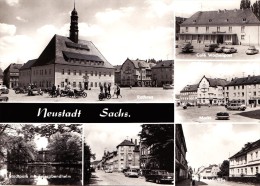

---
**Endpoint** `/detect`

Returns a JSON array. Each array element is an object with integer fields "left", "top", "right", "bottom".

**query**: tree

[
  {"left": 47, "top": 132, "right": 82, "bottom": 163},
  {"left": 240, "top": 0, "right": 251, "bottom": 9},
  {"left": 84, "top": 142, "right": 95, "bottom": 185},
  {"left": 217, "top": 160, "right": 229, "bottom": 177},
  {"left": 139, "top": 124, "right": 174, "bottom": 172}
]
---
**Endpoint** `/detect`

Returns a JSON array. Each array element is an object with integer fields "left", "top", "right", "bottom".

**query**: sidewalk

[{"left": 176, "top": 179, "right": 208, "bottom": 186}]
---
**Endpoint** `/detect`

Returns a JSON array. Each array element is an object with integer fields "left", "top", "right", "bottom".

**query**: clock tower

[{"left": 69, "top": 1, "right": 79, "bottom": 43}]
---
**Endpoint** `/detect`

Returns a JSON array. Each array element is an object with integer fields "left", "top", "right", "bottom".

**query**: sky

[
  {"left": 174, "top": 0, "right": 246, "bottom": 17},
  {"left": 0, "top": 0, "right": 174, "bottom": 70},
  {"left": 182, "top": 124, "right": 260, "bottom": 170},
  {"left": 175, "top": 61, "right": 260, "bottom": 93},
  {"left": 84, "top": 123, "right": 142, "bottom": 160}
]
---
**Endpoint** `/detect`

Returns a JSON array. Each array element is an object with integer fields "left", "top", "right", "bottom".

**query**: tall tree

[
  {"left": 84, "top": 143, "right": 95, "bottom": 185},
  {"left": 139, "top": 124, "right": 174, "bottom": 172},
  {"left": 217, "top": 160, "right": 229, "bottom": 177},
  {"left": 240, "top": 0, "right": 251, "bottom": 9}
]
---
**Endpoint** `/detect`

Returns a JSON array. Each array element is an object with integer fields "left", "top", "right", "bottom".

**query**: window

[
  {"left": 95, "top": 71, "right": 97, "bottom": 76},
  {"left": 193, "top": 20, "right": 196, "bottom": 23},
  {"left": 104, "top": 72, "right": 106, "bottom": 76},
  {"left": 241, "top": 35, "right": 245, "bottom": 40},
  {"left": 241, "top": 26, "right": 245, "bottom": 33},
  {"left": 45, "top": 69, "right": 47, "bottom": 75},
  {"left": 185, "top": 27, "right": 188, "bottom": 32},
  {"left": 209, "top": 19, "right": 212, "bottom": 22},
  {"left": 109, "top": 72, "right": 111, "bottom": 77},
  {"left": 90, "top": 82, "right": 93, "bottom": 87},
  {"left": 195, "top": 27, "right": 198, "bottom": 33},
  {"left": 217, "top": 27, "right": 220, "bottom": 32},
  {"left": 49, "top": 69, "right": 51, "bottom": 75},
  {"left": 79, "top": 70, "right": 82, "bottom": 75},
  {"left": 62, "top": 69, "right": 64, "bottom": 75},
  {"left": 85, "top": 71, "right": 88, "bottom": 75},
  {"left": 206, "top": 27, "right": 209, "bottom": 33},
  {"left": 99, "top": 72, "right": 101, "bottom": 76},
  {"left": 229, "top": 27, "right": 232, "bottom": 32},
  {"left": 95, "top": 82, "right": 97, "bottom": 87},
  {"left": 242, "top": 92, "right": 244, "bottom": 97},
  {"left": 91, "top": 71, "right": 93, "bottom": 76},
  {"left": 242, "top": 18, "right": 246, "bottom": 22},
  {"left": 73, "top": 82, "right": 76, "bottom": 87},
  {"left": 68, "top": 70, "right": 71, "bottom": 75},
  {"left": 74, "top": 70, "right": 76, "bottom": 75}
]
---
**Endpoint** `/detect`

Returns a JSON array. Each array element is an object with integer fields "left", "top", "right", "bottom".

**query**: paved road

[
  {"left": 176, "top": 179, "right": 260, "bottom": 186},
  {"left": 88, "top": 170, "right": 174, "bottom": 185},
  {"left": 175, "top": 105, "right": 260, "bottom": 123},
  {"left": 4, "top": 87, "right": 173, "bottom": 103}
]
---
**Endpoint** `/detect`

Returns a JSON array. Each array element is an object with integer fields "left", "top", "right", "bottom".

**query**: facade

[
  {"left": 30, "top": 6, "right": 114, "bottom": 90},
  {"left": 179, "top": 9, "right": 260, "bottom": 45},
  {"left": 0, "top": 68, "right": 3, "bottom": 85},
  {"left": 199, "top": 164, "right": 220, "bottom": 179},
  {"left": 19, "top": 59, "right": 37, "bottom": 87},
  {"left": 176, "top": 17, "right": 187, "bottom": 40},
  {"left": 229, "top": 139, "right": 260, "bottom": 177},
  {"left": 140, "top": 142, "right": 160, "bottom": 171},
  {"left": 179, "top": 84, "right": 198, "bottom": 105},
  {"left": 175, "top": 124, "right": 188, "bottom": 182},
  {"left": 101, "top": 139, "right": 140, "bottom": 172},
  {"left": 197, "top": 76, "right": 228, "bottom": 105},
  {"left": 151, "top": 60, "right": 173, "bottom": 87},
  {"left": 120, "top": 58, "right": 154, "bottom": 87},
  {"left": 3, "top": 63, "right": 23, "bottom": 88},
  {"left": 114, "top": 65, "right": 121, "bottom": 85},
  {"left": 224, "top": 75, "right": 260, "bottom": 106}
]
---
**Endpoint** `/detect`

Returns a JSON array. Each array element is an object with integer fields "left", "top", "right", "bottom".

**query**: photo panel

[
  {"left": 175, "top": 60, "right": 260, "bottom": 123},
  {"left": 175, "top": 123, "right": 260, "bottom": 186},
  {"left": 83, "top": 123, "right": 174, "bottom": 185},
  {"left": 0, "top": 124, "right": 83, "bottom": 186}
]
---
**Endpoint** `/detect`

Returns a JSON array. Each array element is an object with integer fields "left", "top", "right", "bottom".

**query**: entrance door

[
  {"left": 217, "top": 35, "right": 223, "bottom": 44},
  {"left": 84, "top": 82, "right": 88, "bottom": 90}
]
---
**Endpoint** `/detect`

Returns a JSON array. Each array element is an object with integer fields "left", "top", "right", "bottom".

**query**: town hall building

[{"left": 22, "top": 4, "right": 114, "bottom": 90}]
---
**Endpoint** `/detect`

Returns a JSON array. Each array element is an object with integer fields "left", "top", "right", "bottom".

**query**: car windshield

[{"left": 158, "top": 170, "right": 167, "bottom": 175}]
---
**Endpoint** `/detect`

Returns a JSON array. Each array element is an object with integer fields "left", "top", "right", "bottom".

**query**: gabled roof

[
  {"left": 152, "top": 60, "right": 173, "bottom": 69},
  {"left": 20, "top": 59, "right": 37, "bottom": 70},
  {"left": 127, "top": 59, "right": 151, "bottom": 69},
  {"left": 32, "top": 34, "right": 114, "bottom": 69},
  {"left": 226, "top": 75, "right": 260, "bottom": 86},
  {"left": 116, "top": 139, "right": 135, "bottom": 148},
  {"left": 199, "top": 76, "right": 229, "bottom": 87},
  {"left": 229, "top": 139, "right": 260, "bottom": 159},
  {"left": 182, "top": 9, "right": 260, "bottom": 26},
  {"left": 180, "top": 84, "right": 198, "bottom": 93},
  {"left": 4, "top": 63, "right": 23, "bottom": 73}
]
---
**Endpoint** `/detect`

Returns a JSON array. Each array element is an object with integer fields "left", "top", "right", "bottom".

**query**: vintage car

[
  {"left": 124, "top": 169, "right": 139, "bottom": 178},
  {"left": 216, "top": 112, "right": 230, "bottom": 120},
  {"left": 163, "top": 84, "right": 173, "bottom": 89},
  {"left": 181, "top": 42, "right": 194, "bottom": 53},
  {"left": 246, "top": 46, "right": 259, "bottom": 55},
  {"left": 215, "top": 46, "right": 227, "bottom": 53},
  {"left": 204, "top": 43, "right": 219, "bottom": 52},
  {"left": 226, "top": 103, "right": 246, "bottom": 111},
  {"left": 145, "top": 170, "right": 173, "bottom": 184},
  {"left": 223, "top": 47, "right": 237, "bottom": 54},
  {"left": 104, "top": 168, "right": 113, "bottom": 173},
  {"left": 0, "top": 85, "right": 9, "bottom": 94}
]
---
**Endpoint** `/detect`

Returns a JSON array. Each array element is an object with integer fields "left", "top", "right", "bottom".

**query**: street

[
  {"left": 176, "top": 42, "right": 260, "bottom": 60},
  {"left": 88, "top": 170, "right": 174, "bottom": 185},
  {"left": 3, "top": 87, "right": 173, "bottom": 103},
  {"left": 176, "top": 179, "right": 260, "bottom": 186},
  {"left": 175, "top": 105, "right": 260, "bottom": 123}
]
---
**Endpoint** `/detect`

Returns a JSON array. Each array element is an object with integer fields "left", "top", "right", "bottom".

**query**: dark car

[
  {"left": 181, "top": 42, "right": 194, "bottom": 53},
  {"left": 145, "top": 170, "right": 173, "bottom": 184},
  {"left": 0, "top": 85, "right": 9, "bottom": 94},
  {"left": 204, "top": 43, "right": 219, "bottom": 52},
  {"left": 215, "top": 46, "right": 227, "bottom": 53}
]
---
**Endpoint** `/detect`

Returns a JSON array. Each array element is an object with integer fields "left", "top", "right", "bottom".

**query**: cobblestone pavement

[{"left": 4, "top": 87, "right": 173, "bottom": 103}]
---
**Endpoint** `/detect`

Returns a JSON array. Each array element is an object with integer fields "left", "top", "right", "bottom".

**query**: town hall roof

[
  {"left": 229, "top": 139, "right": 260, "bottom": 159},
  {"left": 181, "top": 9, "right": 260, "bottom": 26},
  {"left": 32, "top": 34, "right": 114, "bottom": 69},
  {"left": 4, "top": 63, "right": 23, "bottom": 74}
]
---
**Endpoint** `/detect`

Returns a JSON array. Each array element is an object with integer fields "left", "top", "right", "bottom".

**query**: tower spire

[{"left": 69, "top": 0, "right": 79, "bottom": 43}]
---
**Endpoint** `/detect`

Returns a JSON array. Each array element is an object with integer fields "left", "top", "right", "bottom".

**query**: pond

[{"left": 0, "top": 163, "right": 82, "bottom": 185}]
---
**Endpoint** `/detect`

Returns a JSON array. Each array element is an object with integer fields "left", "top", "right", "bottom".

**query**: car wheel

[{"left": 82, "top": 92, "right": 87, "bottom": 98}]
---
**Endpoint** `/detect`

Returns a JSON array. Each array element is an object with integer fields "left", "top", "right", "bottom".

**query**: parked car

[
  {"left": 145, "top": 170, "right": 174, "bottom": 184},
  {"left": 204, "top": 43, "right": 219, "bottom": 52},
  {"left": 0, "top": 85, "right": 9, "bottom": 94},
  {"left": 223, "top": 47, "right": 237, "bottom": 54},
  {"left": 246, "top": 46, "right": 259, "bottom": 55},
  {"left": 186, "top": 102, "right": 195, "bottom": 107},
  {"left": 124, "top": 169, "right": 139, "bottom": 178},
  {"left": 215, "top": 46, "right": 227, "bottom": 53},
  {"left": 181, "top": 42, "right": 193, "bottom": 53},
  {"left": 226, "top": 103, "right": 246, "bottom": 111},
  {"left": 216, "top": 112, "right": 230, "bottom": 120},
  {"left": 104, "top": 168, "right": 113, "bottom": 173},
  {"left": 163, "top": 84, "right": 173, "bottom": 89}
]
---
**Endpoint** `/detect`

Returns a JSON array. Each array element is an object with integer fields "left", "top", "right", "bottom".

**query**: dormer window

[
  {"left": 193, "top": 20, "right": 196, "bottom": 23},
  {"left": 226, "top": 19, "right": 229, "bottom": 22},
  {"left": 243, "top": 18, "right": 246, "bottom": 22},
  {"left": 209, "top": 19, "right": 212, "bottom": 22}
]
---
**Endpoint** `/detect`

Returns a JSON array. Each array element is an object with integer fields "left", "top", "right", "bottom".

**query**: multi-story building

[
  {"left": 151, "top": 60, "right": 173, "bottom": 87},
  {"left": 179, "top": 84, "right": 198, "bottom": 105},
  {"left": 3, "top": 63, "right": 23, "bottom": 88},
  {"left": 114, "top": 65, "right": 121, "bottom": 85},
  {"left": 176, "top": 17, "right": 187, "bottom": 40},
  {"left": 19, "top": 59, "right": 37, "bottom": 87},
  {"left": 175, "top": 124, "right": 188, "bottom": 182},
  {"left": 229, "top": 139, "right": 260, "bottom": 177},
  {"left": 0, "top": 68, "right": 3, "bottom": 85},
  {"left": 120, "top": 58, "right": 154, "bottom": 87},
  {"left": 197, "top": 76, "right": 228, "bottom": 105},
  {"left": 179, "top": 9, "right": 260, "bottom": 45},
  {"left": 224, "top": 75, "right": 260, "bottom": 106},
  {"left": 30, "top": 5, "right": 114, "bottom": 90},
  {"left": 199, "top": 164, "right": 220, "bottom": 179}
]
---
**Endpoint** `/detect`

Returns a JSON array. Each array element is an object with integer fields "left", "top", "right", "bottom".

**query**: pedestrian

[
  {"left": 108, "top": 83, "right": 111, "bottom": 94},
  {"left": 192, "top": 179, "right": 195, "bottom": 185},
  {"left": 116, "top": 84, "right": 122, "bottom": 98},
  {"left": 56, "top": 85, "right": 61, "bottom": 97},
  {"left": 100, "top": 84, "right": 103, "bottom": 93},
  {"left": 51, "top": 84, "right": 56, "bottom": 97},
  {"left": 104, "top": 83, "right": 108, "bottom": 96}
]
